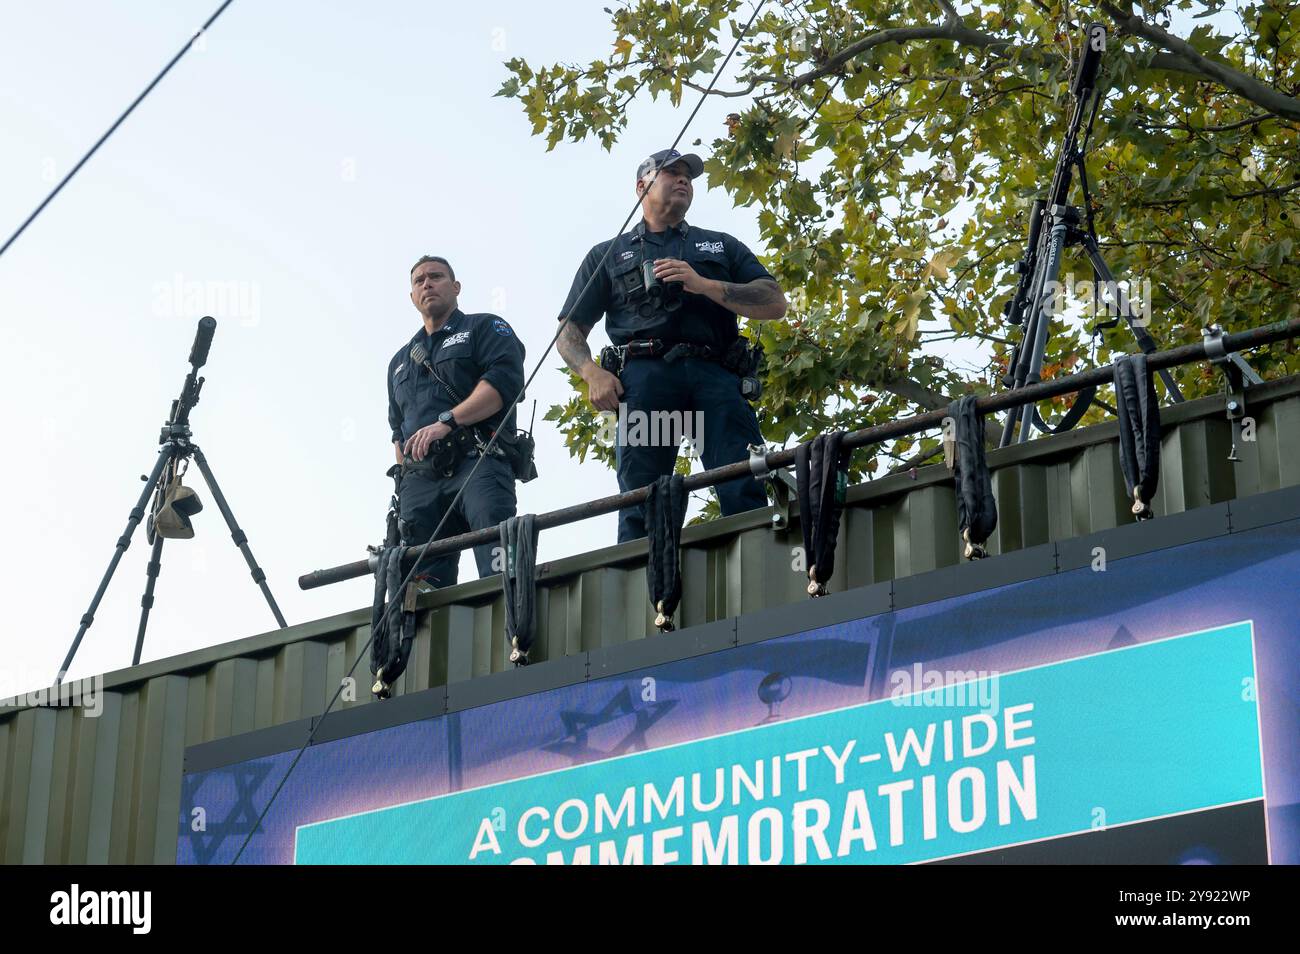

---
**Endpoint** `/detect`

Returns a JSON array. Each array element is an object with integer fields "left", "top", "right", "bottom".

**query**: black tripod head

[{"left": 1002, "top": 24, "right": 1107, "bottom": 330}]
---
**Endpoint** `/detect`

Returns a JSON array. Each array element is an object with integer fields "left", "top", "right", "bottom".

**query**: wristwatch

[{"left": 438, "top": 410, "right": 457, "bottom": 428}]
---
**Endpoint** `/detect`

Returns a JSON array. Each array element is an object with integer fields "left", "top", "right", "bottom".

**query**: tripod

[
  {"left": 1000, "top": 23, "right": 1188, "bottom": 446},
  {"left": 57, "top": 317, "right": 286, "bottom": 684}
]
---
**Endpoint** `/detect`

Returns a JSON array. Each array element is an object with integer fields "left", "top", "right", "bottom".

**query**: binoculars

[{"left": 642, "top": 259, "right": 683, "bottom": 311}]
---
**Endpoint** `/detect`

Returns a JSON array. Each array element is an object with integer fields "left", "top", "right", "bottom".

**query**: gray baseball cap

[{"left": 636, "top": 148, "right": 704, "bottom": 180}]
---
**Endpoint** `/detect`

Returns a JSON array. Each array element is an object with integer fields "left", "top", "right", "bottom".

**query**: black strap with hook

[
  {"left": 645, "top": 474, "right": 687, "bottom": 632},
  {"left": 1113, "top": 353, "right": 1162, "bottom": 520},
  {"left": 795, "top": 431, "right": 848, "bottom": 596},
  {"left": 500, "top": 514, "right": 539, "bottom": 665},
  {"left": 949, "top": 395, "right": 998, "bottom": 558},
  {"left": 370, "top": 545, "right": 419, "bottom": 697}
]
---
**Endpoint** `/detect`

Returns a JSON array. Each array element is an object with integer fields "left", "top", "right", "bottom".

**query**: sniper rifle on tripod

[
  {"left": 58, "top": 317, "right": 286, "bottom": 684},
  {"left": 998, "top": 22, "right": 1185, "bottom": 447}
]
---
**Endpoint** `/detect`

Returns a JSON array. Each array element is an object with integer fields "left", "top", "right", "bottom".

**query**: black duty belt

[
  {"left": 618, "top": 337, "right": 722, "bottom": 363},
  {"left": 601, "top": 338, "right": 751, "bottom": 380},
  {"left": 623, "top": 339, "right": 722, "bottom": 362},
  {"left": 400, "top": 428, "right": 479, "bottom": 479}
]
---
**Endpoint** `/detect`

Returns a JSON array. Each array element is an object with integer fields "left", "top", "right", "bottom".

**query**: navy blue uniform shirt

[
  {"left": 558, "top": 220, "right": 773, "bottom": 348},
  {"left": 387, "top": 309, "right": 526, "bottom": 444}
]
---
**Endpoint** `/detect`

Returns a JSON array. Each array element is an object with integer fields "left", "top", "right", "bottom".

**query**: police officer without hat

[
  {"left": 388, "top": 255, "right": 525, "bottom": 584},
  {"left": 556, "top": 149, "right": 788, "bottom": 542}
]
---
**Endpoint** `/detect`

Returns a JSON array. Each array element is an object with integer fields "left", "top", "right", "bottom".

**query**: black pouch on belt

[
  {"left": 599, "top": 344, "right": 625, "bottom": 378},
  {"left": 722, "top": 338, "right": 765, "bottom": 402},
  {"left": 496, "top": 428, "right": 539, "bottom": 483},
  {"left": 403, "top": 429, "right": 473, "bottom": 479}
]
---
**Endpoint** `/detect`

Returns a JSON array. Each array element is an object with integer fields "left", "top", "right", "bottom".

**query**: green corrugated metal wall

[{"left": 4, "top": 376, "right": 1299, "bottom": 863}]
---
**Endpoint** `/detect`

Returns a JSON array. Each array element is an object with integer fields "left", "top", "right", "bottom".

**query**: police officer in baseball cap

[{"left": 556, "top": 149, "right": 788, "bottom": 542}]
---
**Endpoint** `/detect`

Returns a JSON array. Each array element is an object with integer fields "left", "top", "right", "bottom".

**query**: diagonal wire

[
  {"left": 230, "top": 0, "right": 770, "bottom": 864},
  {"left": 0, "top": 0, "right": 237, "bottom": 261}
]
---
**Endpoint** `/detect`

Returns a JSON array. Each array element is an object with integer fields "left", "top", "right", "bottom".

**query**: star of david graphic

[
  {"left": 543, "top": 685, "right": 677, "bottom": 764},
  {"left": 179, "top": 760, "right": 272, "bottom": 864}
]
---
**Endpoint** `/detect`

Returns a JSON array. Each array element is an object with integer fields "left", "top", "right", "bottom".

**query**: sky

[{"left": 0, "top": 0, "right": 782, "bottom": 695}]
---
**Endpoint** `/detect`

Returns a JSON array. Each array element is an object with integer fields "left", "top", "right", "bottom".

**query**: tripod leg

[
  {"left": 999, "top": 337, "right": 1031, "bottom": 447},
  {"left": 999, "top": 394, "right": 1024, "bottom": 447},
  {"left": 133, "top": 535, "right": 166, "bottom": 666},
  {"left": 1000, "top": 275, "right": 1051, "bottom": 447},
  {"left": 1018, "top": 223, "right": 1071, "bottom": 445},
  {"left": 190, "top": 446, "right": 288, "bottom": 629},
  {"left": 1000, "top": 313, "right": 1042, "bottom": 447},
  {"left": 1081, "top": 237, "right": 1185, "bottom": 402},
  {"left": 58, "top": 445, "right": 176, "bottom": 684}
]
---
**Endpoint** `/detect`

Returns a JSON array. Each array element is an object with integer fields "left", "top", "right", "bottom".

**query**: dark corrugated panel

[{"left": 3, "top": 378, "right": 1299, "bottom": 863}]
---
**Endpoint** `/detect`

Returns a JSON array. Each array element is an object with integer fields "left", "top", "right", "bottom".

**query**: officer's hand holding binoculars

[
  {"left": 582, "top": 362, "right": 624, "bottom": 413},
  {"left": 651, "top": 258, "right": 708, "bottom": 294},
  {"left": 404, "top": 421, "right": 452, "bottom": 462}
]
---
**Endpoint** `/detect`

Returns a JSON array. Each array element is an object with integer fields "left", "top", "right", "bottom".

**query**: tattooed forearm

[
  {"left": 557, "top": 320, "right": 595, "bottom": 373},
  {"left": 719, "top": 278, "right": 787, "bottom": 318}
]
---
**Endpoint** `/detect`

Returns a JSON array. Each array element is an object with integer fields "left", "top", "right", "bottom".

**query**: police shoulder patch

[{"left": 492, "top": 317, "right": 513, "bottom": 337}]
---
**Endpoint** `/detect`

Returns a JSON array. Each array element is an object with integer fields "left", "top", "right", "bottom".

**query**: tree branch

[
  {"left": 1100, "top": 2, "right": 1300, "bottom": 121},
  {"left": 888, "top": 442, "right": 945, "bottom": 474},
  {"left": 1133, "top": 111, "right": 1283, "bottom": 133},
  {"left": 780, "top": 11, "right": 1300, "bottom": 122},
  {"left": 788, "top": 22, "right": 1014, "bottom": 90},
  {"left": 681, "top": 77, "right": 763, "bottom": 98},
  {"left": 879, "top": 374, "right": 951, "bottom": 410},
  {"left": 1138, "top": 178, "right": 1300, "bottom": 207},
  {"left": 1224, "top": 180, "right": 1300, "bottom": 201}
]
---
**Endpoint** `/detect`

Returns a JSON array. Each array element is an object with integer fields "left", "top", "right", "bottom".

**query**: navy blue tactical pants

[
  {"left": 399, "top": 453, "right": 516, "bottom": 586},
  {"left": 615, "top": 356, "right": 767, "bottom": 542}
]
